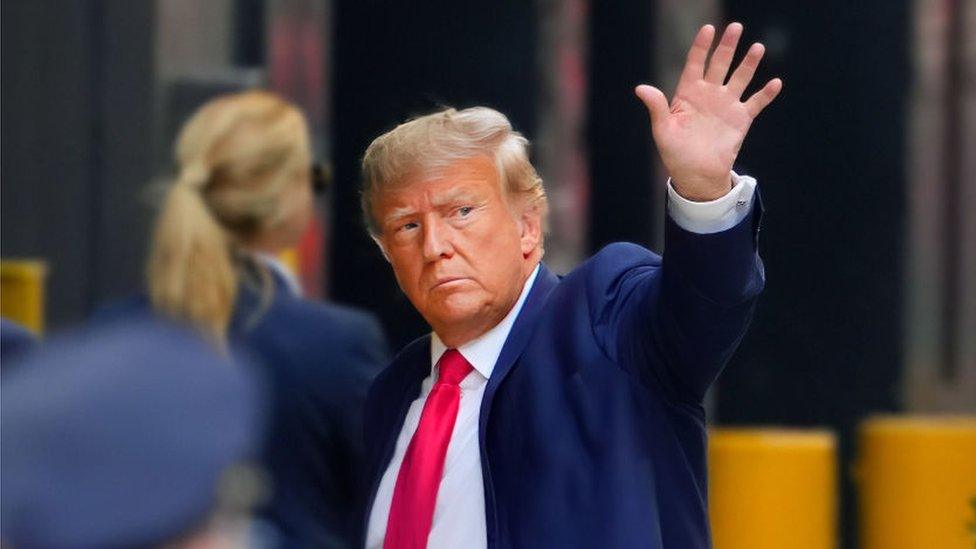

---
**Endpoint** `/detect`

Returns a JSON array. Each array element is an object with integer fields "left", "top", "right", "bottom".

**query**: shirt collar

[
  {"left": 430, "top": 263, "right": 541, "bottom": 380},
  {"left": 253, "top": 252, "right": 302, "bottom": 297}
]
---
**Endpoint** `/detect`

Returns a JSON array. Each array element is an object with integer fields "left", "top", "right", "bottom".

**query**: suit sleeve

[{"left": 591, "top": 190, "right": 764, "bottom": 404}]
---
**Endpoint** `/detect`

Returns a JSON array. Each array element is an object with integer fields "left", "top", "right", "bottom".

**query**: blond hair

[
  {"left": 147, "top": 90, "right": 310, "bottom": 344},
  {"left": 360, "top": 106, "right": 547, "bottom": 235}
]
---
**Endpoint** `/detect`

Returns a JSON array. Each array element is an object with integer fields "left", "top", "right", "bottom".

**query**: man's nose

[{"left": 421, "top": 217, "right": 454, "bottom": 261}]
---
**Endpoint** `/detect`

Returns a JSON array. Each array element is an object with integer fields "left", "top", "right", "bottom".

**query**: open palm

[{"left": 636, "top": 23, "right": 782, "bottom": 201}]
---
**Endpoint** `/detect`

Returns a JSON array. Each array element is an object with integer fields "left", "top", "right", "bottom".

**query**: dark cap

[{"left": 1, "top": 319, "right": 265, "bottom": 548}]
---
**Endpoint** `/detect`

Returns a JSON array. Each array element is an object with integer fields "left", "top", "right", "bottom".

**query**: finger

[
  {"left": 727, "top": 42, "right": 765, "bottom": 98},
  {"left": 704, "top": 22, "right": 743, "bottom": 84},
  {"left": 635, "top": 85, "right": 670, "bottom": 127},
  {"left": 678, "top": 24, "right": 716, "bottom": 89},
  {"left": 744, "top": 78, "right": 783, "bottom": 117}
]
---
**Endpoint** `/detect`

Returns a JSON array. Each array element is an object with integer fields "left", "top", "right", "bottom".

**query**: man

[{"left": 361, "top": 23, "right": 781, "bottom": 548}]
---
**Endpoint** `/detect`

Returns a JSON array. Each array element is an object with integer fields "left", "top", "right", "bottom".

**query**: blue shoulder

[
  {"left": 562, "top": 242, "right": 662, "bottom": 303},
  {"left": 254, "top": 298, "right": 388, "bottom": 362},
  {"left": 555, "top": 243, "right": 665, "bottom": 362},
  {"left": 89, "top": 295, "right": 154, "bottom": 325},
  {"left": 577, "top": 242, "right": 661, "bottom": 279}
]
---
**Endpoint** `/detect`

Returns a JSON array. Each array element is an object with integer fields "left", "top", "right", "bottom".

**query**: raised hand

[{"left": 636, "top": 23, "right": 782, "bottom": 201}]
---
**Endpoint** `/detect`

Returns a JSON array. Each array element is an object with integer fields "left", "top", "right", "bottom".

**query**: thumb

[{"left": 634, "top": 85, "right": 669, "bottom": 127}]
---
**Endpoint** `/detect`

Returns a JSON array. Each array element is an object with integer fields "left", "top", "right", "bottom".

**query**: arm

[
  {"left": 594, "top": 204, "right": 763, "bottom": 404},
  {"left": 605, "top": 23, "right": 780, "bottom": 402}
]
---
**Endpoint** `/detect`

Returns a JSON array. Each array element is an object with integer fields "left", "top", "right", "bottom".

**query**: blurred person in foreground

[
  {"left": 0, "top": 317, "right": 36, "bottom": 366},
  {"left": 1, "top": 320, "right": 263, "bottom": 548},
  {"left": 98, "top": 91, "right": 388, "bottom": 547},
  {"left": 360, "top": 23, "right": 781, "bottom": 548}
]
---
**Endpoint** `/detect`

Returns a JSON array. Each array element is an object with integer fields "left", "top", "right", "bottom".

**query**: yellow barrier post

[
  {"left": 278, "top": 248, "right": 300, "bottom": 277},
  {"left": 0, "top": 259, "right": 48, "bottom": 334},
  {"left": 857, "top": 415, "right": 976, "bottom": 549},
  {"left": 709, "top": 428, "right": 837, "bottom": 549}
]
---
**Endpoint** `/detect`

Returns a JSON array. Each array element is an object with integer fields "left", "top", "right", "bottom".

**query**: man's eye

[
  {"left": 400, "top": 222, "right": 419, "bottom": 232},
  {"left": 458, "top": 206, "right": 474, "bottom": 217}
]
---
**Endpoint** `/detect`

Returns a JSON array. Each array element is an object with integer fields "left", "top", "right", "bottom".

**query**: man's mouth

[{"left": 432, "top": 277, "right": 470, "bottom": 290}]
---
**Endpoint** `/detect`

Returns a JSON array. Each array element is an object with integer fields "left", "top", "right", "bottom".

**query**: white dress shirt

[
  {"left": 365, "top": 173, "right": 757, "bottom": 548},
  {"left": 666, "top": 171, "right": 757, "bottom": 234}
]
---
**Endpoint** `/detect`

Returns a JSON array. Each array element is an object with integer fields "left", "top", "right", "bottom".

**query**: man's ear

[
  {"left": 371, "top": 234, "right": 391, "bottom": 263},
  {"left": 518, "top": 204, "right": 542, "bottom": 258}
]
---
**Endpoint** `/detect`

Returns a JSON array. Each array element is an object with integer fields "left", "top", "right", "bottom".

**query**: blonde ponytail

[
  {"left": 145, "top": 90, "right": 311, "bottom": 346},
  {"left": 148, "top": 165, "right": 237, "bottom": 345}
]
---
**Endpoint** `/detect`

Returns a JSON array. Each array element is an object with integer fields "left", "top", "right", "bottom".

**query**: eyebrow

[
  {"left": 383, "top": 188, "right": 485, "bottom": 225},
  {"left": 383, "top": 206, "right": 418, "bottom": 225},
  {"left": 430, "top": 188, "right": 482, "bottom": 208}
]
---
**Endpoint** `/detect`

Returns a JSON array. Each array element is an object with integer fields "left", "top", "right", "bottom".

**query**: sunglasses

[{"left": 311, "top": 163, "right": 332, "bottom": 194}]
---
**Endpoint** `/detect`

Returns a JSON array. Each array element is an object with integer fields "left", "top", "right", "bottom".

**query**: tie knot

[{"left": 436, "top": 349, "right": 472, "bottom": 386}]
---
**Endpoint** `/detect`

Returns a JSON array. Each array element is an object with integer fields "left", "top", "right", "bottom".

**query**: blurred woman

[{"left": 103, "top": 90, "right": 387, "bottom": 547}]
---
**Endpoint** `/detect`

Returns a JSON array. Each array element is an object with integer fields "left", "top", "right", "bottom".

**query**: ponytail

[
  {"left": 147, "top": 165, "right": 237, "bottom": 345},
  {"left": 146, "top": 90, "right": 311, "bottom": 346}
]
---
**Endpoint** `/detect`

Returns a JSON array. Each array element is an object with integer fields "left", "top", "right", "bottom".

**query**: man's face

[{"left": 373, "top": 156, "right": 539, "bottom": 346}]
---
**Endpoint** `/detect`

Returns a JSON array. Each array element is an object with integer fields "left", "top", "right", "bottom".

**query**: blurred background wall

[
  {"left": 713, "top": 4, "right": 908, "bottom": 545},
  {"left": 2, "top": 1, "right": 154, "bottom": 327},
  {"left": 2, "top": 1, "right": 974, "bottom": 547}
]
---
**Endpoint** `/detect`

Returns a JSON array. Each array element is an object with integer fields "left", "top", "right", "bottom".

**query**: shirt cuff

[{"left": 666, "top": 171, "right": 757, "bottom": 234}]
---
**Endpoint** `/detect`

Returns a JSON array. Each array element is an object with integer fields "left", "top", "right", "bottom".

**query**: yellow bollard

[
  {"left": 0, "top": 259, "right": 47, "bottom": 334},
  {"left": 278, "top": 248, "right": 300, "bottom": 277},
  {"left": 857, "top": 415, "right": 976, "bottom": 549},
  {"left": 709, "top": 428, "right": 837, "bottom": 549}
]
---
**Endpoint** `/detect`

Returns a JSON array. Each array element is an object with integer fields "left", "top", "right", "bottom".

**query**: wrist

[{"left": 670, "top": 173, "right": 734, "bottom": 202}]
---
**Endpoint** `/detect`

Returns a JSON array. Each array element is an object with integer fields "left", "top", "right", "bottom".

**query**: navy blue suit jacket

[
  {"left": 96, "top": 271, "right": 388, "bottom": 548},
  {"left": 363, "top": 199, "right": 763, "bottom": 548}
]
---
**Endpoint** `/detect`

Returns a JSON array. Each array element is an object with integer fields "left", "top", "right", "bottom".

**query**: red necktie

[{"left": 384, "top": 349, "right": 473, "bottom": 549}]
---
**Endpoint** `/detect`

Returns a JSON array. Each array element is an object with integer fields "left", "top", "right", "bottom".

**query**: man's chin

[{"left": 427, "top": 299, "right": 487, "bottom": 328}]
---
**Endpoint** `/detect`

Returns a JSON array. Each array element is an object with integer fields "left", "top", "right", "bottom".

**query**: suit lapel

[
  {"left": 478, "top": 264, "right": 559, "bottom": 441},
  {"left": 477, "top": 264, "right": 559, "bottom": 545},
  {"left": 362, "top": 336, "right": 431, "bottom": 541},
  {"left": 363, "top": 266, "right": 559, "bottom": 546},
  {"left": 481, "top": 264, "right": 559, "bottom": 418}
]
